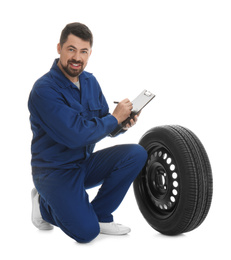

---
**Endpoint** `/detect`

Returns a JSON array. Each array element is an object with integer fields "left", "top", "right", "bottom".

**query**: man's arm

[{"left": 28, "top": 85, "right": 118, "bottom": 149}]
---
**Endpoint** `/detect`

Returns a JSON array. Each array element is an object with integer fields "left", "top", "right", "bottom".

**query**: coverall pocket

[
  {"left": 87, "top": 100, "right": 104, "bottom": 118},
  {"left": 69, "top": 102, "right": 87, "bottom": 115}
]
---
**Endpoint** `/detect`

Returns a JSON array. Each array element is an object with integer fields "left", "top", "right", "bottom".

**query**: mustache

[{"left": 68, "top": 60, "right": 83, "bottom": 66}]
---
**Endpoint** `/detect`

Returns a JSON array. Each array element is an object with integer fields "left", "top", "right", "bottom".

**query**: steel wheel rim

[{"left": 143, "top": 143, "right": 180, "bottom": 218}]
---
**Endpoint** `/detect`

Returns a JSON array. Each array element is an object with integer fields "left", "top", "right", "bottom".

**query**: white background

[{"left": 1, "top": 0, "right": 230, "bottom": 259}]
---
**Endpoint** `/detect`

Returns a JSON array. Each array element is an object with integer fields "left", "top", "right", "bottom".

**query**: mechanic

[{"left": 28, "top": 22, "right": 147, "bottom": 243}]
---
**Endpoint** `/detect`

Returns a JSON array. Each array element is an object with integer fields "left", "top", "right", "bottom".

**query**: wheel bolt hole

[
  {"left": 170, "top": 164, "right": 175, "bottom": 171},
  {"left": 172, "top": 189, "right": 178, "bottom": 196},
  {"left": 173, "top": 181, "right": 179, "bottom": 187},
  {"left": 172, "top": 172, "right": 178, "bottom": 179},
  {"left": 163, "top": 153, "right": 167, "bottom": 160},
  {"left": 167, "top": 158, "right": 172, "bottom": 164}
]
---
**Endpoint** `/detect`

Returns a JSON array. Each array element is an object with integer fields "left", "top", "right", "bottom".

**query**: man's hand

[
  {"left": 112, "top": 99, "right": 133, "bottom": 124},
  {"left": 112, "top": 99, "right": 141, "bottom": 131},
  {"left": 122, "top": 112, "right": 141, "bottom": 130}
]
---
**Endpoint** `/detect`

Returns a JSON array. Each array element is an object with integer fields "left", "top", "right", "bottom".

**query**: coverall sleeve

[{"left": 29, "top": 85, "right": 118, "bottom": 149}]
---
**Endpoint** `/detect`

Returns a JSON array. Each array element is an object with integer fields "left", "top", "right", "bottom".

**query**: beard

[{"left": 60, "top": 59, "right": 84, "bottom": 78}]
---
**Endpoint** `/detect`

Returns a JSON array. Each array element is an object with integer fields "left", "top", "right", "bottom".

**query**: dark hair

[{"left": 59, "top": 22, "right": 93, "bottom": 47}]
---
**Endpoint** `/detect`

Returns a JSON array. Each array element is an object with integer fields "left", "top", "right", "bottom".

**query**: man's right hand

[{"left": 112, "top": 99, "right": 133, "bottom": 124}]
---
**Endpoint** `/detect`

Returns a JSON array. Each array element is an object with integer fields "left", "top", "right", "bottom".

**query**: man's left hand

[{"left": 122, "top": 112, "right": 141, "bottom": 131}]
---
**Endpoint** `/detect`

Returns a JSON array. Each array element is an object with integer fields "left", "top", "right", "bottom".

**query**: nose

[{"left": 72, "top": 50, "right": 82, "bottom": 62}]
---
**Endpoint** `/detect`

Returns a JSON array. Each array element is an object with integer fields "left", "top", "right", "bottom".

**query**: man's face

[{"left": 57, "top": 34, "right": 92, "bottom": 82}]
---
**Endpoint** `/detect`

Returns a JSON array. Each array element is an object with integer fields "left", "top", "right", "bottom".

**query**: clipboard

[{"left": 110, "top": 90, "right": 155, "bottom": 137}]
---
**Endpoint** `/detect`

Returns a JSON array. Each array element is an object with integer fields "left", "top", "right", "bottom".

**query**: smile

[{"left": 70, "top": 63, "right": 81, "bottom": 68}]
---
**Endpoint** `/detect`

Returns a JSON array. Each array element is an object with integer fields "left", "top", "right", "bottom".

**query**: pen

[{"left": 113, "top": 101, "right": 119, "bottom": 104}]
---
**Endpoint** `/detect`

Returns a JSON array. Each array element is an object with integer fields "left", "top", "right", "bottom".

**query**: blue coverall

[{"left": 28, "top": 59, "right": 148, "bottom": 243}]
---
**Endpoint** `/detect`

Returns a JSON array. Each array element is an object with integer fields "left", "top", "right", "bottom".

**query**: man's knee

[
  {"left": 72, "top": 222, "right": 99, "bottom": 243},
  {"left": 57, "top": 213, "right": 100, "bottom": 243},
  {"left": 128, "top": 144, "right": 148, "bottom": 166},
  {"left": 72, "top": 220, "right": 100, "bottom": 244}
]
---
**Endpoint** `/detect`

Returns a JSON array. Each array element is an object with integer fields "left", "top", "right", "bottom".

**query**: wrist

[{"left": 112, "top": 113, "right": 120, "bottom": 124}]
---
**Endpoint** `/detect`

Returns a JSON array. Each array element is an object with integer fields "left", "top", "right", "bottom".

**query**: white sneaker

[
  {"left": 31, "top": 188, "right": 53, "bottom": 230},
  {"left": 99, "top": 222, "right": 131, "bottom": 235}
]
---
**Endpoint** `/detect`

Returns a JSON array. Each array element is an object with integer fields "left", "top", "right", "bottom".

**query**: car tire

[{"left": 133, "top": 125, "right": 213, "bottom": 235}]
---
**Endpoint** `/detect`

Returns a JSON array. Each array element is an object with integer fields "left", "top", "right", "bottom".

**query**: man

[{"left": 28, "top": 22, "right": 147, "bottom": 243}]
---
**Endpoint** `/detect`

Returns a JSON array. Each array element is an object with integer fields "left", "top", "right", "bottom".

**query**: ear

[{"left": 57, "top": 43, "right": 61, "bottom": 54}]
